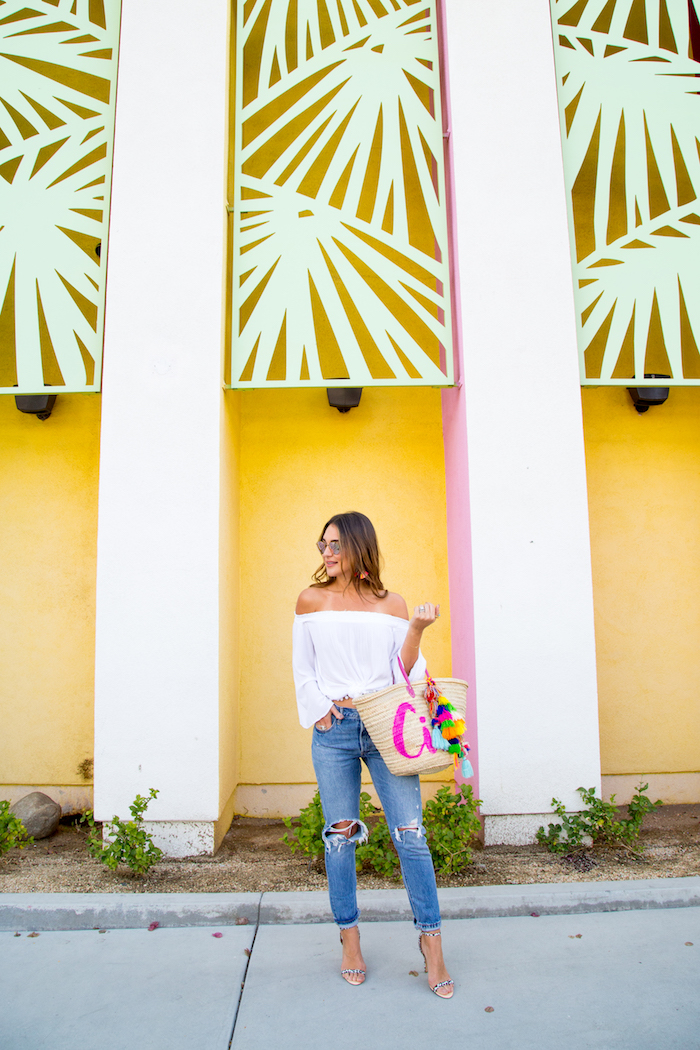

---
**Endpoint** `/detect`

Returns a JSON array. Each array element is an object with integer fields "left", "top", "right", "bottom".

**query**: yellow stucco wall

[
  {"left": 235, "top": 387, "right": 452, "bottom": 798},
  {"left": 582, "top": 386, "right": 700, "bottom": 781},
  {"left": 19, "top": 380, "right": 698, "bottom": 814},
  {"left": 0, "top": 394, "right": 100, "bottom": 797},
  {"left": 216, "top": 389, "right": 241, "bottom": 843}
]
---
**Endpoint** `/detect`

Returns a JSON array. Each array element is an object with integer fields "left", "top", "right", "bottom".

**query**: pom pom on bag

[{"left": 424, "top": 671, "right": 472, "bottom": 776}]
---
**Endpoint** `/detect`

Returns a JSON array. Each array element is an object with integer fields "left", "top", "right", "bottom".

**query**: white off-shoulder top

[{"left": 292, "top": 610, "right": 427, "bottom": 729}]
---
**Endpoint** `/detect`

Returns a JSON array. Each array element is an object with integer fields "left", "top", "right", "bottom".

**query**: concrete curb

[
  {"left": 0, "top": 892, "right": 262, "bottom": 931},
  {"left": 260, "top": 877, "right": 700, "bottom": 924},
  {"left": 1, "top": 876, "right": 699, "bottom": 930}
]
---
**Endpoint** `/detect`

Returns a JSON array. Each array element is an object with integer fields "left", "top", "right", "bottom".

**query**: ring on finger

[{"left": 419, "top": 605, "right": 425, "bottom": 612}]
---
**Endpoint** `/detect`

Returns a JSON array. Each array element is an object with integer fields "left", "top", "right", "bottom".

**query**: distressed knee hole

[
  {"left": 393, "top": 818, "right": 424, "bottom": 844},
  {"left": 322, "top": 819, "right": 369, "bottom": 851},
  {"left": 331, "top": 820, "right": 358, "bottom": 838}
]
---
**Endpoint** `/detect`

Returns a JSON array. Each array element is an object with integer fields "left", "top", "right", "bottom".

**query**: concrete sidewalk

[
  {"left": 233, "top": 910, "right": 700, "bottom": 1050},
  {"left": 1, "top": 880, "right": 699, "bottom": 1050}
]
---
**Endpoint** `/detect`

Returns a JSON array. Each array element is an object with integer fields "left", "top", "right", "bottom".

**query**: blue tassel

[
  {"left": 460, "top": 758, "right": 474, "bottom": 778},
  {"left": 431, "top": 727, "right": 448, "bottom": 751}
]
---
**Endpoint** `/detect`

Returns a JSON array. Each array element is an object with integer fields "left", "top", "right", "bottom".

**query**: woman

[{"left": 293, "top": 511, "right": 453, "bottom": 997}]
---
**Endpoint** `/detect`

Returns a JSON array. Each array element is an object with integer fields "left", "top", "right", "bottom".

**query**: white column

[
  {"left": 94, "top": 0, "right": 230, "bottom": 855},
  {"left": 444, "top": 0, "right": 601, "bottom": 843}
]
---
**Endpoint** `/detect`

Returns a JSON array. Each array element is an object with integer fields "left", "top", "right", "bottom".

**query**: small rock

[
  {"left": 11, "top": 792, "right": 61, "bottom": 840},
  {"left": 685, "top": 942, "right": 694, "bottom": 946},
  {"left": 235, "top": 917, "right": 249, "bottom": 925},
  {"left": 485, "top": 1006, "right": 494, "bottom": 1013},
  {"left": 27, "top": 932, "right": 39, "bottom": 938}
]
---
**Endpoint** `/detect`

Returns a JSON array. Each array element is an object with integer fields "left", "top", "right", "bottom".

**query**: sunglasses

[{"left": 317, "top": 539, "right": 341, "bottom": 555}]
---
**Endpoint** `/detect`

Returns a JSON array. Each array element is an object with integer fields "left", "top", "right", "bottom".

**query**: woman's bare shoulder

[
  {"left": 295, "top": 587, "right": 325, "bottom": 614},
  {"left": 380, "top": 591, "right": 409, "bottom": 620}
]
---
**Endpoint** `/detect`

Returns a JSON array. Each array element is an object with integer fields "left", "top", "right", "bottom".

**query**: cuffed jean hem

[
  {"left": 337, "top": 915, "right": 361, "bottom": 931},
  {"left": 415, "top": 921, "right": 442, "bottom": 934}
]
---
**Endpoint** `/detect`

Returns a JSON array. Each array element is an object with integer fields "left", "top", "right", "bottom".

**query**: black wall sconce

[
  {"left": 627, "top": 374, "right": 670, "bottom": 414},
  {"left": 327, "top": 388, "right": 362, "bottom": 413},
  {"left": 15, "top": 394, "right": 57, "bottom": 421}
]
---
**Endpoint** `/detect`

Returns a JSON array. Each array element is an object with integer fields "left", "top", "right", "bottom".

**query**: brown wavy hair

[{"left": 312, "top": 511, "right": 387, "bottom": 599}]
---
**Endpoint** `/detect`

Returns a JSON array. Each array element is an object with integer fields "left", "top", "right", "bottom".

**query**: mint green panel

[
  {"left": 551, "top": 0, "right": 700, "bottom": 385},
  {"left": 226, "top": 0, "right": 454, "bottom": 388},
  {"left": 0, "top": 0, "right": 121, "bottom": 395}
]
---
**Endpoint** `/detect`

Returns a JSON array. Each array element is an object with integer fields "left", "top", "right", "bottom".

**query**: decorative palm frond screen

[
  {"left": 552, "top": 0, "right": 700, "bottom": 385},
  {"left": 225, "top": 0, "right": 454, "bottom": 388},
  {"left": 0, "top": 0, "right": 120, "bottom": 395}
]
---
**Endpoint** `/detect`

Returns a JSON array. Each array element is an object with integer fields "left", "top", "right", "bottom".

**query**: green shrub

[
  {"left": 282, "top": 790, "right": 325, "bottom": 861},
  {"left": 423, "top": 784, "right": 482, "bottom": 875},
  {"left": 282, "top": 784, "right": 482, "bottom": 878},
  {"left": 536, "top": 783, "right": 662, "bottom": 855},
  {"left": 83, "top": 789, "right": 163, "bottom": 874},
  {"left": 0, "top": 800, "right": 32, "bottom": 856}
]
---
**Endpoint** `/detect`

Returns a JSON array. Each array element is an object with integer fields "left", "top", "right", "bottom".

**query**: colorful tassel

[
  {"left": 425, "top": 671, "right": 472, "bottom": 772},
  {"left": 431, "top": 726, "right": 449, "bottom": 751}
]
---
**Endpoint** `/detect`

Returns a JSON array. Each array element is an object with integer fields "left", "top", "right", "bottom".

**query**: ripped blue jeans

[{"left": 312, "top": 706, "right": 441, "bottom": 933}]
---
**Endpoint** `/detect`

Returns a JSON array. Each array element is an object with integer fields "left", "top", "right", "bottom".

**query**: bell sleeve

[{"left": 292, "top": 617, "right": 335, "bottom": 729}]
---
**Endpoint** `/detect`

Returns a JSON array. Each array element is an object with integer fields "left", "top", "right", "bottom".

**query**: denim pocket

[{"left": 314, "top": 717, "right": 335, "bottom": 733}]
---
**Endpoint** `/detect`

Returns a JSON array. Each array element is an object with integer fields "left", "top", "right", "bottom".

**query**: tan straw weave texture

[{"left": 353, "top": 678, "right": 468, "bottom": 776}]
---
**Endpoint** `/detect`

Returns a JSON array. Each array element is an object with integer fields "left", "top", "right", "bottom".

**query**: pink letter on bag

[{"left": 393, "top": 703, "right": 436, "bottom": 759}]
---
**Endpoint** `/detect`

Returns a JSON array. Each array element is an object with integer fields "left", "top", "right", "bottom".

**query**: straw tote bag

[{"left": 353, "top": 661, "right": 469, "bottom": 777}]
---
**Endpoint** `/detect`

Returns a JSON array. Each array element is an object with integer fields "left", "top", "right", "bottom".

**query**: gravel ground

[{"left": 1, "top": 805, "right": 698, "bottom": 894}]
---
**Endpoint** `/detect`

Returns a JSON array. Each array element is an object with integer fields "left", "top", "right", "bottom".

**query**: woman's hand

[
  {"left": 401, "top": 602, "right": 440, "bottom": 674},
  {"left": 410, "top": 602, "right": 440, "bottom": 630},
  {"left": 315, "top": 704, "right": 344, "bottom": 731}
]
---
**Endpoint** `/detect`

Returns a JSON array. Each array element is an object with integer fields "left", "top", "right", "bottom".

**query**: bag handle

[{"left": 397, "top": 656, "right": 416, "bottom": 698}]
